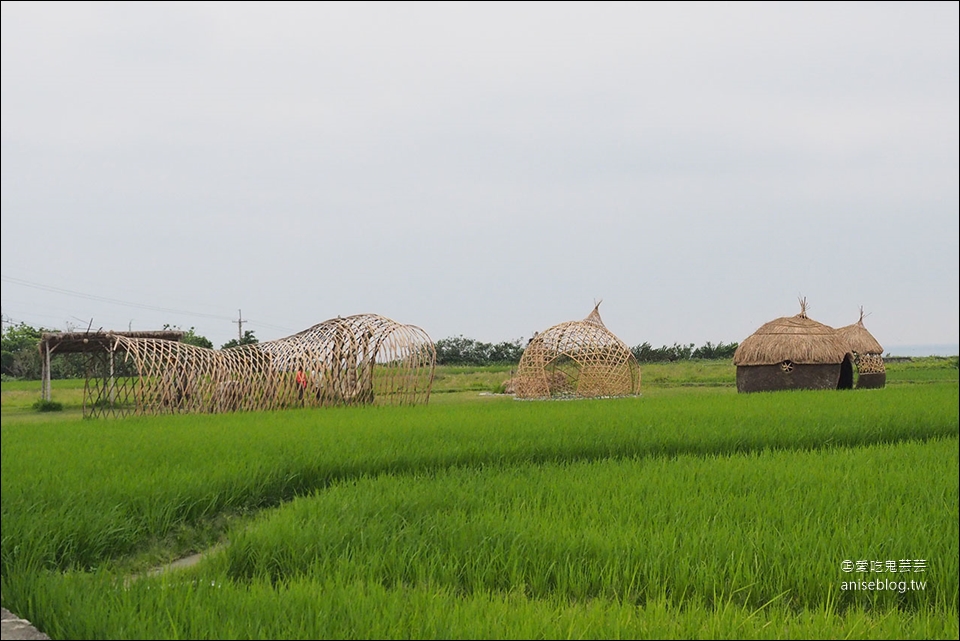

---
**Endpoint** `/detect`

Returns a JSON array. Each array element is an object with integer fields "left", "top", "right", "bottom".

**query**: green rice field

[{"left": 1, "top": 359, "right": 958, "bottom": 639}]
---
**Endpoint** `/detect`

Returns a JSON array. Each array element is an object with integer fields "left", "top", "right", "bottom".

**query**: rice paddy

[{"left": 1, "top": 360, "right": 957, "bottom": 639}]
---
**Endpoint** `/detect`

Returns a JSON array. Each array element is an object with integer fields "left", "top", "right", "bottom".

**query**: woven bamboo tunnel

[
  {"left": 515, "top": 304, "right": 640, "bottom": 399},
  {"left": 260, "top": 314, "right": 436, "bottom": 408},
  {"left": 83, "top": 314, "right": 435, "bottom": 417}
]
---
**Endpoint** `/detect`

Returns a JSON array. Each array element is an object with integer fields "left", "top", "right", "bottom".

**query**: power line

[
  {"left": 0, "top": 275, "right": 298, "bottom": 335},
  {"left": 1, "top": 275, "right": 233, "bottom": 321}
]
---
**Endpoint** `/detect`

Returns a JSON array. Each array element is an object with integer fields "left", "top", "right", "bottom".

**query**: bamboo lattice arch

[
  {"left": 514, "top": 303, "right": 640, "bottom": 399},
  {"left": 80, "top": 314, "right": 435, "bottom": 417}
]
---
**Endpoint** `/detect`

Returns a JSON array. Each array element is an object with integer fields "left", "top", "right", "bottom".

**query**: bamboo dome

[
  {"left": 836, "top": 307, "right": 885, "bottom": 389},
  {"left": 81, "top": 314, "right": 435, "bottom": 417},
  {"left": 514, "top": 302, "right": 640, "bottom": 399},
  {"left": 733, "top": 298, "right": 853, "bottom": 393}
]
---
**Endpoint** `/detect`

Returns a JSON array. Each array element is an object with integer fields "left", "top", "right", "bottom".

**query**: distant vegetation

[
  {"left": 630, "top": 340, "right": 739, "bottom": 362},
  {"left": 430, "top": 336, "right": 739, "bottom": 366},
  {"left": 435, "top": 336, "right": 527, "bottom": 365},
  {"left": 433, "top": 339, "right": 958, "bottom": 371}
]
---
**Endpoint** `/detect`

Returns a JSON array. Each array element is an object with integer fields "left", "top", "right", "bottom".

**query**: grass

[
  {"left": 213, "top": 436, "right": 956, "bottom": 611},
  {"left": 1, "top": 361, "right": 958, "bottom": 639}
]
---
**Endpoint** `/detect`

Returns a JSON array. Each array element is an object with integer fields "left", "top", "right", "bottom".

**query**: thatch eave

[
  {"left": 837, "top": 310, "right": 883, "bottom": 355},
  {"left": 39, "top": 330, "right": 185, "bottom": 354},
  {"left": 837, "top": 323, "right": 883, "bottom": 355},
  {"left": 733, "top": 313, "right": 851, "bottom": 366}
]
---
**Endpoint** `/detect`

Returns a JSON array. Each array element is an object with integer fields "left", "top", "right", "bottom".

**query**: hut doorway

[{"left": 837, "top": 354, "right": 854, "bottom": 390}]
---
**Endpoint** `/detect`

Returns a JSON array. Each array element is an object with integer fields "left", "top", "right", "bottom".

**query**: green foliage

[
  {"left": 1, "top": 321, "right": 43, "bottom": 352},
  {"left": 221, "top": 330, "right": 259, "bottom": 350},
  {"left": 1, "top": 321, "right": 43, "bottom": 379},
  {"left": 435, "top": 336, "right": 742, "bottom": 366},
  {"left": 435, "top": 335, "right": 525, "bottom": 365},
  {"left": 630, "top": 341, "right": 739, "bottom": 362},
  {"left": 0, "top": 321, "right": 86, "bottom": 379},
  {"left": 163, "top": 324, "right": 214, "bottom": 349},
  {"left": 691, "top": 340, "right": 739, "bottom": 360},
  {"left": 632, "top": 341, "right": 682, "bottom": 362},
  {"left": 31, "top": 399, "right": 63, "bottom": 412}
]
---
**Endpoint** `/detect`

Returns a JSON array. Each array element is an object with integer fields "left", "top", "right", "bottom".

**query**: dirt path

[
  {"left": 1, "top": 608, "right": 49, "bottom": 640},
  {"left": 1, "top": 548, "right": 214, "bottom": 640}
]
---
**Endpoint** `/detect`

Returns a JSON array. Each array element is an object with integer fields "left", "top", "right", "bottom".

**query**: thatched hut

[
  {"left": 733, "top": 299, "right": 853, "bottom": 393},
  {"left": 514, "top": 302, "right": 640, "bottom": 399},
  {"left": 837, "top": 308, "right": 885, "bottom": 389}
]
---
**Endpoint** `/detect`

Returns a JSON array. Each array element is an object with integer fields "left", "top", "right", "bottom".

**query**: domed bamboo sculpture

[
  {"left": 515, "top": 303, "right": 640, "bottom": 399},
  {"left": 81, "top": 314, "right": 435, "bottom": 417}
]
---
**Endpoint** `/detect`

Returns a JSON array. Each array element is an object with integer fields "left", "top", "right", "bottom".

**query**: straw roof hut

[
  {"left": 836, "top": 308, "right": 885, "bottom": 389},
  {"left": 514, "top": 302, "right": 640, "bottom": 399},
  {"left": 732, "top": 298, "right": 853, "bottom": 393}
]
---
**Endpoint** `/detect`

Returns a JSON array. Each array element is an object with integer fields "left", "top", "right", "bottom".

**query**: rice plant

[{"left": 2, "top": 381, "right": 957, "bottom": 638}]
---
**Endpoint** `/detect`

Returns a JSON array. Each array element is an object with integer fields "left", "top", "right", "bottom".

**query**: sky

[{"left": 2, "top": 1, "right": 958, "bottom": 355}]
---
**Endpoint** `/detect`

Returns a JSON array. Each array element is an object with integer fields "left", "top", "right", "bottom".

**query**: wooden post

[
  {"left": 108, "top": 348, "right": 116, "bottom": 405},
  {"left": 42, "top": 341, "right": 52, "bottom": 401}
]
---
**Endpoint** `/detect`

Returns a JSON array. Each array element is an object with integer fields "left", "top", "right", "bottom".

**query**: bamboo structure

[
  {"left": 515, "top": 303, "right": 640, "bottom": 399},
  {"left": 66, "top": 314, "right": 435, "bottom": 417},
  {"left": 836, "top": 307, "right": 886, "bottom": 389},
  {"left": 38, "top": 330, "right": 186, "bottom": 406},
  {"left": 733, "top": 298, "right": 854, "bottom": 393}
]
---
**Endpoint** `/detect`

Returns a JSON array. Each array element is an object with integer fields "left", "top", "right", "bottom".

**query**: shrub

[{"left": 32, "top": 399, "right": 63, "bottom": 412}]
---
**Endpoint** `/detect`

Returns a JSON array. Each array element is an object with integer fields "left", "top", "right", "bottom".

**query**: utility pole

[{"left": 234, "top": 309, "right": 246, "bottom": 342}]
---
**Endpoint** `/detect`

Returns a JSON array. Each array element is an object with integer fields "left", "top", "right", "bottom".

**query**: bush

[{"left": 32, "top": 399, "right": 63, "bottom": 412}]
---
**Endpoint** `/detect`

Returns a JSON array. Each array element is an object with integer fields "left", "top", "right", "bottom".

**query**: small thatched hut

[
  {"left": 514, "top": 302, "right": 640, "bottom": 399},
  {"left": 733, "top": 299, "right": 853, "bottom": 393},
  {"left": 837, "top": 308, "right": 885, "bottom": 389}
]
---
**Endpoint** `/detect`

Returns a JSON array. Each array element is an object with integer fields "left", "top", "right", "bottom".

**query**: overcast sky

[{"left": 2, "top": 1, "right": 958, "bottom": 354}]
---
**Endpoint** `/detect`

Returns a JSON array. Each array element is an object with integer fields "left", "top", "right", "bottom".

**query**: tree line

[
  {"left": 434, "top": 336, "right": 738, "bottom": 365},
  {"left": 1, "top": 321, "right": 737, "bottom": 380},
  {"left": 630, "top": 341, "right": 739, "bottom": 363}
]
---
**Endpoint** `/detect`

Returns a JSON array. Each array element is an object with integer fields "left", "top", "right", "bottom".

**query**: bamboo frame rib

[
  {"left": 514, "top": 303, "right": 640, "bottom": 399},
  {"left": 79, "top": 314, "right": 435, "bottom": 417}
]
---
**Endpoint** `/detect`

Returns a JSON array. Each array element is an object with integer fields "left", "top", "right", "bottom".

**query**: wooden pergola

[{"left": 37, "top": 330, "right": 184, "bottom": 403}]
